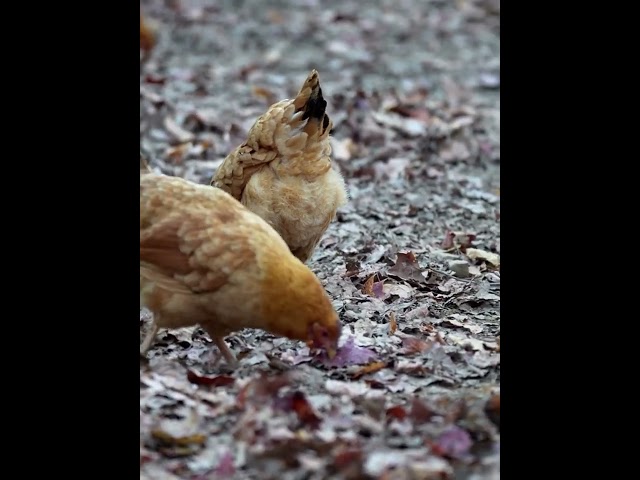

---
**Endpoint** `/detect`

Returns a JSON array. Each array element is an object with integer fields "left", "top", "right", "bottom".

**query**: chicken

[
  {"left": 140, "top": 170, "right": 342, "bottom": 366},
  {"left": 211, "top": 69, "right": 348, "bottom": 263}
]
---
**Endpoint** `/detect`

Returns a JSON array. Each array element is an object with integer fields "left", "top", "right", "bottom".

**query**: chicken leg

[{"left": 202, "top": 323, "right": 238, "bottom": 367}]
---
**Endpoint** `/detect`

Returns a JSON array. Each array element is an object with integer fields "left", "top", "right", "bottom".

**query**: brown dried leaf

[
  {"left": 388, "top": 252, "right": 426, "bottom": 284},
  {"left": 362, "top": 275, "right": 375, "bottom": 297},
  {"left": 352, "top": 361, "right": 387, "bottom": 379},
  {"left": 144, "top": 73, "right": 165, "bottom": 85},
  {"left": 140, "top": 13, "right": 157, "bottom": 53},
  {"left": 385, "top": 405, "right": 407, "bottom": 421},
  {"left": 186, "top": 370, "right": 235, "bottom": 387},
  {"left": 402, "top": 336, "right": 432, "bottom": 355},
  {"left": 441, "top": 230, "right": 476, "bottom": 251},
  {"left": 344, "top": 259, "right": 361, "bottom": 277},
  {"left": 389, "top": 312, "right": 397, "bottom": 335},
  {"left": 409, "top": 397, "right": 436, "bottom": 424},
  {"left": 444, "top": 400, "right": 468, "bottom": 423},
  {"left": 333, "top": 447, "right": 363, "bottom": 469},
  {"left": 237, "top": 373, "right": 291, "bottom": 409},
  {"left": 388, "top": 105, "right": 431, "bottom": 123},
  {"left": 290, "top": 391, "right": 322, "bottom": 429},
  {"left": 484, "top": 393, "right": 500, "bottom": 431},
  {"left": 441, "top": 231, "right": 456, "bottom": 250},
  {"left": 165, "top": 142, "right": 191, "bottom": 163}
]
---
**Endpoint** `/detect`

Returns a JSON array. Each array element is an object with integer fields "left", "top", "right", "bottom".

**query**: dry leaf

[
  {"left": 362, "top": 275, "right": 375, "bottom": 296},
  {"left": 409, "top": 397, "right": 436, "bottom": 424},
  {"left": 333, "top": 448, "right": 363, "bottom": 469},
  {"left": 163, "top": 117, "right": 195, "bottom": 144},
  {"left": 440, "top": 139, "right": 471, "bottom": 162},
  {"left": 466, "top": 248, "right": 500, "bottom": 267},
  {"left": 186, "top": 370, "right": 235, "bottom": 387},
  {"left": 401, "top": 336, "right": 432, "bottom": 355},
  {"left": 388, "top": 105, "right": 431, "bottom": 123},
  {"left": 383, "top": 283, "right": 414, "bottom": 299},
  {"left": 290, "top": 391, "right": 322, "bottom": 428},
  {"left": 344, "top": 258, "right": 361, "bottom": 277},
  {"left": 213, "top": 451, "right": 236, "bottom": 477},
  {"left": 320, "top": 336, "right": 377, "bottom": 367},
  {"left": 150, "top": 409, "right": 205, "bottom": 458},
  {"left": 252, "top": 85, "right": 277, "bottom": 104},
  {"left": 389, "top": 312, "right": 397, "bottom": 335},
  {"left": 373, "top": 158, "right": 410, "bottom": 181},
  {"left": 444, "top": 316, "right": 483, "bottom": 334},
  {"left": 371, "top": 111, "right": 427, "bottom": 137},
  {"left": 385, "top": 405, "right": 407, "bottom": 421},
  {"left": 446, "top": 333, "right": 486, "bottom": 351},
  {"left": 388, "top": 252, "right": 426, "bottom": 283},
  {"left": 372, "top": 280, "right": 386, "bottom": 299},
  {"left": 165, "top": 142, "right": 192, "bottom": 163},
  {"left": 430, "top": 426, "right": 473, "bottom": 459},
  {"left": 352, "top": 361, "right": 387, "bottom": 379},
  {"left": 484, "top": 393, "right": 500, "bottom": 431},
  {"left": 441, "top": 230, "right": 476, "bottom": 251},
  {"left": 330, "top": 137, "right": 357, "bottom": 161}
]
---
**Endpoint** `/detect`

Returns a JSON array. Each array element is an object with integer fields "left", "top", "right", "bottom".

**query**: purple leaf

[
  {"left": 319, "top": 336, "right": 377, "bottom": 367},
  {"left": 214, "top": 451, "right": 235, "bottom": 477},
  {"left": 433, "top": 426, "right": 472, "bottom": 459},
  {"left": 372, "top": 281, "right": 387, "bottom": 299}
]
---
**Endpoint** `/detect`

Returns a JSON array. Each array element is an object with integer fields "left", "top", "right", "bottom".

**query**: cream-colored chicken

[
  {"left": 140, "top": 169, "right": 341, "bottom": 366},
  {"left": 211, "top": 69, "right": 348, "bottom": 263}
]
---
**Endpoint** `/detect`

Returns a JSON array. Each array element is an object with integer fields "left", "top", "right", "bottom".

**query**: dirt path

[{"left": 140, "top": 1, "right": 500, "bottom": 478}]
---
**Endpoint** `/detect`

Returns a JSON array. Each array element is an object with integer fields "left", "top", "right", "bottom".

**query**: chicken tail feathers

[{"left": 294, "top": 69, "right": 332, "bottom": 136}]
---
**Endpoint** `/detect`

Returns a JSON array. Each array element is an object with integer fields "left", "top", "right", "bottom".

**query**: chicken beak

[{"left": 326, "top": 347, "right": 337, "bottom": 359}]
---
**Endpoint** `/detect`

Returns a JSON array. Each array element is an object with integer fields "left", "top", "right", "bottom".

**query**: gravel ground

[{"left": 140, "top": 1, "right": 500, "bottom": 478}]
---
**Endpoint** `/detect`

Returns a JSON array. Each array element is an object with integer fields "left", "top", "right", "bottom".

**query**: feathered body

[
  {"left": 212, "top": 69, "right": 348, "bottom": 263},
  {"left": 140, "top": 171, "right": 341, "bottom": 365}
]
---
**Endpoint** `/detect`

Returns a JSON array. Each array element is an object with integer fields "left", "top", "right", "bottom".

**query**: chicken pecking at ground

[
  {"left": 211, "top": 69, "right": 348, "bottom": 263},
  {"left": 140, "top": 167, "right": 342, "bottom": 366}
]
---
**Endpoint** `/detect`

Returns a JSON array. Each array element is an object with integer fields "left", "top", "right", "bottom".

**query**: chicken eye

[{"left": 321, "top": 331, "right": 328, "bottom": 338}]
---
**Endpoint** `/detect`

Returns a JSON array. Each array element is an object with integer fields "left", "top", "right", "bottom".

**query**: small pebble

[{"left": 449, "top": 261, "right": 470, "bottom": 278}]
